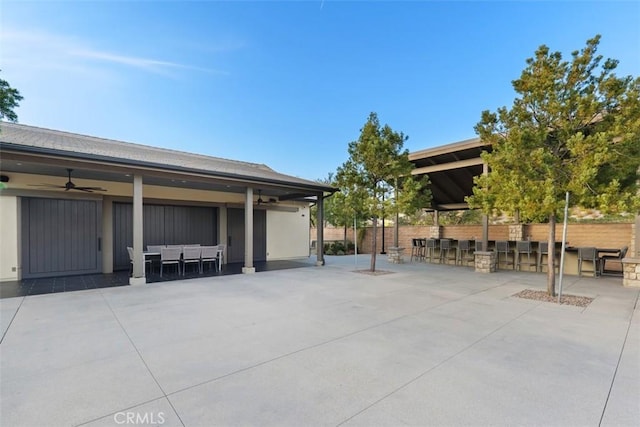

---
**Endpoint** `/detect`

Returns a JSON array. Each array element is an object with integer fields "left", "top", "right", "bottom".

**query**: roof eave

[{"left": 0, "top": 142, "right": 337, "bottom": 194}]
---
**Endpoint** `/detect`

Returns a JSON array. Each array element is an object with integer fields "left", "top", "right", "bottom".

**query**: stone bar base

[
  {"left": 242, "top": 267, "right": 256, "bottom": 274},
  {"left": 387, "top": 247, "right": 405, "bottom": 264},
  {"left": 622, "top": 258, "right": 640, "bottom": 287},
  {"left": 475, "top": 251, "right": 496, "bottom": 273}
]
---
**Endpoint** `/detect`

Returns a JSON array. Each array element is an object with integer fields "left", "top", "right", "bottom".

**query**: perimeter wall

[{"left": 311, "top": 223, "right": 634, "bottom": 256}]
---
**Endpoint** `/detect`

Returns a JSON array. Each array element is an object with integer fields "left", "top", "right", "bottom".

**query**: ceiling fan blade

[
  {"left": 28, "top": 183, "right": 66, "bottom": 188},
  {"left": 75, "top": 187, "right": 107, "bottom": 192}
]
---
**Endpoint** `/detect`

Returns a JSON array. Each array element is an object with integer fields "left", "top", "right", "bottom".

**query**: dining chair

[
  {"left": 537, "top": 241, "right": 559, "bottom": 273},
  {"left": 182, "top": 246, "right": 202, "bottom": 275},
  {"left": 127, "top": 246, "right": 151, "bottom": 275},
  {"left": 216, "top": 244, "right": 226, "bottom": 268},
  {"left": 201, "top": 245, "right": 219, "bottom": 273},
  {"left": 600, "top": 246, "right": 627, "bottom": 276},
  {"left": 160, "top": 247, "right": 182, "bottom": 277},
  {"left": 578, "top": 247, "right": 600, "bottom": 277},
  {"left": 146, "top": 245, "right": 165, "bottom": 253},
  {"left": 515, "top": 241, "right": 536, "bottom": 272}
]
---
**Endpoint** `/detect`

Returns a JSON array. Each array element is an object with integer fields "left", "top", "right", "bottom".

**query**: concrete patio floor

[{"left": 1, "top": 255, "right": 638, "bottom": 426}]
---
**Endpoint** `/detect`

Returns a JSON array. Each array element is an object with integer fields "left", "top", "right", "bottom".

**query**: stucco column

[
  {"left": 219, "top": 206, "right": 227, "bottom": 265},
  {"left": 130, "top": 174, "right": 146, "bottom": 285},
  {"left": 242, "top": 187, "right": 255, "bottom": 274},
  {"left": 316, "top": 193, "right": 325, "bottom": 266},
  {"left": 102, "top": 196, "right": 113, "bottom": 274}
]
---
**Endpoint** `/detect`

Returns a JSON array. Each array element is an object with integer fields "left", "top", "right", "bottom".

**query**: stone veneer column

[
  {"left": 428, "top": 226, "right": 442, "bottom": 239},
  {"left": 509, "top": 224, "right": 525, "bottom": 241},
  {"left": 475, "top": 251, "right": 496, "bottom": 273},
  {"left": 622, "top": 258, "right": 640, "bottom": 287}
]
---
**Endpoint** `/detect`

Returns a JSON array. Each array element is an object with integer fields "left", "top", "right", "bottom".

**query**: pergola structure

[
  {"left": 408, "top": 137, "right": 492, "bottom": 250},
  {"left": 408, "top": 137, "right": 491, "bottom": 211}
]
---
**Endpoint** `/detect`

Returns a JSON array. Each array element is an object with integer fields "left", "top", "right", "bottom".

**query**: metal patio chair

[
  {"left": 160, "top": 247, "right": 182, "bottom": 277},
  {"left": 201, "top": 245, "right": 220, "bottom": 273},
  {"left": 182, "top": 246, "right": 202, "bottom": 275}
]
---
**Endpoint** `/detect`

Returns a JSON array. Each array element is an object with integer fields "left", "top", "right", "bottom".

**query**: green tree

[
  {"left": 0, "top": 71, "right": 23, "bottom": 123},
  {"left": 337, "top": 112, "right": 431, "bottom": 271},
  {"left": 468, "top": 35, "right": 640, "bottom": 296}
]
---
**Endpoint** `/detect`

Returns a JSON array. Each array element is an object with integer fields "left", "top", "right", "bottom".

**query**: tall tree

[
  {"left": 0, "top": 71, "right": 23, "bottom": 123},
  {"left": 337, "top": 112, "right": 431, "bottom": 271},
  {"left": 468, "top": 35, "right": 640, "bottom": 296}
]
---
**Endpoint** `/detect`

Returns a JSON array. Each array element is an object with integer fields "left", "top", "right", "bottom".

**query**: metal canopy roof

[{"left": 408, "top": 138, "right": 492, "bottom": 211}]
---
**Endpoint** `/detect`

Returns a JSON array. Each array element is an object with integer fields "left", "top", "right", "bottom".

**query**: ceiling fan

[
  {"left": 256, "top": 190, "right": 277, "bottom": 205},
  {"left": 29, "top": 169, "right": 107, "bottom": 193}
]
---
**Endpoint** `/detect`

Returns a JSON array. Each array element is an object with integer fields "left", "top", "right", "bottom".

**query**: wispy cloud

[
  {"left": 69, "top": 49, "right": 227, "bottom": 75},
  {"left": 1, "top": 28, "right": 228, "bottom": 77}
]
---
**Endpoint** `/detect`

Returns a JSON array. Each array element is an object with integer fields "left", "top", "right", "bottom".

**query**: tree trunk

[
  {"left": 370, "top": 217, "right": 378, "bottom": 272},
  {"left": 547, "top": 213, "right": 556, "bottom": 296},
  {"left": 343, "top": 224, "right": 348, "bottom": 251}
]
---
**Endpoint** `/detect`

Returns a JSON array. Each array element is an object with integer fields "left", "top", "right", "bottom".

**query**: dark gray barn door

[
  {"left": 227, "top": 208, "right": 266, "bottom": 263},
  {"left": 21, "top": 198, "right": 102, "bottom": 278},
  {"left": 113, "top": 203, "right": 218, "bottom": 270}
]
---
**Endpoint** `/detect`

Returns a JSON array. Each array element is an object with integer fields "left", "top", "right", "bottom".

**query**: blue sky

[{"left": 2, "top": 1, "right": 639, "bottom": 181}]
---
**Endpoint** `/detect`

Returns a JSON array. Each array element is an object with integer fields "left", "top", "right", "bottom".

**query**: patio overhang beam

[{"left": 0, "top": 143, "right": 336, "bottom": 195}]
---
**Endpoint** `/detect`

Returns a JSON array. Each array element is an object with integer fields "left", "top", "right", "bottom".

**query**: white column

[
  {"left": 130, "top": 174, "right": 146, "bottom": 285},
  {"left": 242, "top": 187, "right": 255, "bottom": 274},
  {"left": 316, "top": 193, "right": 324, "bottom": 266}
]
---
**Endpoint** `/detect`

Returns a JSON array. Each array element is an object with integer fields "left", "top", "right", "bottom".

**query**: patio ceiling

[{"left": 408, "top": 138, "right": 492, "bottom": 211}]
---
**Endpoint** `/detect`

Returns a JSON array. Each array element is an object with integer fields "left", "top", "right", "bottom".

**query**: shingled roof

[{"left": 0, "top": 122, "right": 334, "bottom": 193}]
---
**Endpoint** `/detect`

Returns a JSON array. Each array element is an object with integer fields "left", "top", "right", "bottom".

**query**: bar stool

[
  {"left": 495, "top": 241, "right": 514, "bottom": 270},
  {"left": 439, "top": 239, "right": 456, "bottom": 265},
  {"left": 457, "top": 239, "right": 474, "bottom": 266},
  {"left": 515, "top": 241, "right": 536, "bottom": 272},
  {"left": 578, "top": 247, "right": 600, "bottom": 277},
  {"left": 410, "top": 238, "right": 421, "bottom": 262},
  {"left": 537, "top": 241, "right": 559, "bottom": 273},
  {"left": 425, "top": 239, "right": 437, "bottom": 262}
]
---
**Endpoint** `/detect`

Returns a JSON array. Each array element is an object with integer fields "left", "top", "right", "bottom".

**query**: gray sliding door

[
  {"left": 227, "top": 208, "right": 266, "bottom": 263},
  {"left": 21, "top": 198, "right": 102, "bottom": 278},
  {"left": 113, "top": 203, "right": 217, "bottom": 270}
]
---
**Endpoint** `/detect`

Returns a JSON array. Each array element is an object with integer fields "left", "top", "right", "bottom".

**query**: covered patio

[{"left": 0, "top": 123, "right": 336, "bottom": 286}]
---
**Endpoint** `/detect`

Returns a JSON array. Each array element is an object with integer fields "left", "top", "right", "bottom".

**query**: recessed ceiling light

[{"left": 16, "top": 163, "right": 22, "bottom": 166}]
